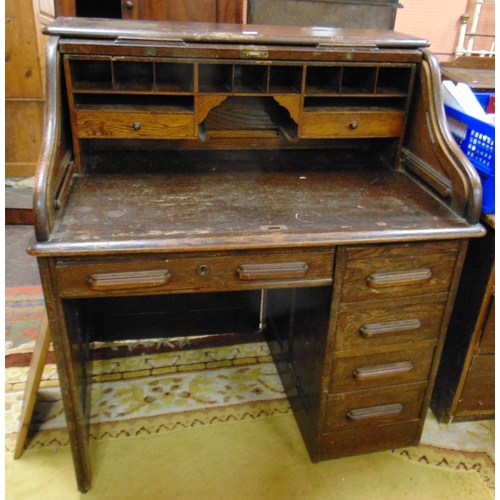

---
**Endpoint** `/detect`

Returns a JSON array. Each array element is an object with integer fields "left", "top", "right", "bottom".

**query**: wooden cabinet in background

[
  {"left": 5, "top": 0, "right": 54, "bottom": 178},
  {"left": 431, "top": 215, "right": 495, "bottom": 422},
  {"left": 54, "top": 0, "right": 245, "bottom": 24}
]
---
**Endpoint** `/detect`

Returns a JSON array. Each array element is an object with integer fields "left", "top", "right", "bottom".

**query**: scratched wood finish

[
  {"left": 28, "top": 150, "right": 484, "bottom": 257},
  {"left": 29, "top": 19, "right": 487, "bottom": 492}
]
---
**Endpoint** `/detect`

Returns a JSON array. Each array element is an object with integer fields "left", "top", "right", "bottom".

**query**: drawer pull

[
  {"left": 360, "top": 319, "right": 421, "bottom": 338},
  {"left": 349, "top": 121, "right": 358, "bottom": 130},
  {"left": 133, "top": 122, "right": 141, "bottom": 131},
  {"left": 367, "top": 268, "right": 432, "bottom": 288},
  {"left": 347, "top": 403, "right": 403, "bottom": 421},
  {"left": 237, "top": 262, "right": 309, "bottom": 281},
  {"left": 89, "top": 270, "right": 170, "bottom": 290},
  {"left": 353, "top": 361, "right": 413, "bottom": 380}
]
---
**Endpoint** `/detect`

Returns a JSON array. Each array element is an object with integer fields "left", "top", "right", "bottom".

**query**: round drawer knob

[
  {"left": 124, "top": 1, "right": 134, "bottom": 10},
  {"left": 133, "top": 122, "right": 141, "bottom": 131},
  {"left": 197, "top": 265, "right": 210, "bottom": 276},
  {"left": 349, "top": 121, "right": 358, "bottom": 130}
]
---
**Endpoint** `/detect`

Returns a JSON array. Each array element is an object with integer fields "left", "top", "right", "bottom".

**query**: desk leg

[{"left": 38, "top": 258, "right": 93, "bottom": 493}]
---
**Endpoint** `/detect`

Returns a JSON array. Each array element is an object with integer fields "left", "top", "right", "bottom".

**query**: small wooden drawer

[
  {"left": 339, "top": 243, "right": 459, "bottom": 302},
  {"left": 456, "top": 354, "right": 495, "bottom": 415},
  {"left": 320, "top": 420, "right": 420, "bottom": 460},
  {"left": 324, "top": 382, "right": 427, "bottom": 432},
  {"left": 329, "top": 346, "right": 435, "bottom": 393},
  {"left": 301, "top": 109, "right": 404, "bottom": 139},
  {"left": 75, "top": 109, "right": 195, "bottom": 139},
  {"left": 55, "top": 251, "right": 334, "bottom": 298},
  {"left": 335, "top": 300, "right": 446, "bottom": 351}
]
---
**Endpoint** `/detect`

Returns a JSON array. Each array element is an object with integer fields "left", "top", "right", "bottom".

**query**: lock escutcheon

[{"left": 197, "top": 265, "right": 210, "bottom": 276}]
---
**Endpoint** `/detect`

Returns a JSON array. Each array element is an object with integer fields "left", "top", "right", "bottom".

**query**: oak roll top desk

[{"left": 29, "top": 18, "right": 485, "bottom": 492}]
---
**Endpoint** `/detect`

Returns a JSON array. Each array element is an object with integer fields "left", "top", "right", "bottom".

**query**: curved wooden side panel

[
  {"left": 33, "top": 36, "right": 74, "bottom": 242},
  {"left": 402, "top": 49, "right": 482, "bottom": 225}
]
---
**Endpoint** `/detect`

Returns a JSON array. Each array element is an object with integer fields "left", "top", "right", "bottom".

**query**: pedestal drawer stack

[{"left": 320, "top": 240, "right": 461, "bottom": 459}]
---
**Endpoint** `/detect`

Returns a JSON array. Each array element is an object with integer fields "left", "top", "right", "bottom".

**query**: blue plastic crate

[
  {"left": 474, "top": 92, "right": 494, "bottom": 112},
  {"left": 444, "top": 104, "right": 495, "bottom": 213}
]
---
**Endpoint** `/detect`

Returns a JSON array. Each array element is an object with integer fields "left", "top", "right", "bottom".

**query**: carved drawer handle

[
  {"left": 347, "top": 403, "right": 403, "bottom": 421},
  {"left": 353, "top": 361, "right": 413, "bottom": 380},
  {"left": 367, "top": 268, "right": 432, "bottom": 288},
  {"left": 360, "top": 319, "right": 421, "bottom": 338},
  {"left": 237, "top": 262, "right": 309, "bottom": 281},
  {"left": 89, "top": 270, "right": 170, "bottom": 290}
]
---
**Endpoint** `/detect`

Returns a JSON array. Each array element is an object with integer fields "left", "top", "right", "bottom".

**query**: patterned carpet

[{"left": 5, "top": 286, "right": 495, "bottom": 496}]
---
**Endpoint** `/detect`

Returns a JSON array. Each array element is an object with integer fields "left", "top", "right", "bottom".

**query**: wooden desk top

[
  {"left": 29, "top": 149, "right": 484, "bottom": 257},
  {"left": 45, "top": 17, "right": 429, "bottom": 49},
  {"left": 441, "top": 67, "right": 495, "bottom": 90}
]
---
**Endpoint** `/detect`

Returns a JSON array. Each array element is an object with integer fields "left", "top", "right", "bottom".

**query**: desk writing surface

[{"left": 33, "top": 149, "right": 480, "bottom": 256}]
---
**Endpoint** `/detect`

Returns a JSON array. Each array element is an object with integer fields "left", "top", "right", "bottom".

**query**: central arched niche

[{"left": 197, "top": 95, "right": 300, "bottom": 141}]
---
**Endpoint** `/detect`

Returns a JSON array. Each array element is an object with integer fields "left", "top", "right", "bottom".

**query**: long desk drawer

[
  {"left": 324, "top": 383, "right": 427, "bottom": 432},
  {"left": 329, "top": 346, "right": 435, "bottom": 393},
  {"left": 339, "top": 242, "right": 459, "bottom": 302},
  {"left": 55, "top": 251, "right": 334, "bottom": 297}
]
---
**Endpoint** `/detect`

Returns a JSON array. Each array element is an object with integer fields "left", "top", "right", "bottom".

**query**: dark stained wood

[
  {"left": 440, "top": 56, "right": 495, "bottom": 91},
  {"left": 5, "top": 208, "right": 35, "bottom": 225},
  {"left": 54, "top": 251, "right": 334, "bottom": 297},
  {"left": 29, "top": 19, "right": 486, "bottom": 492},
  {"left": 329, "top": 346, "right": 435, "bottom": 393},
  {"left": 402, "top": 50, "right": 482, "bottom": 225},
  {"left": 320, "top": 420, "right": 420, "bottom": 460},
  {"left": 28, "top": 157, "right": 484, "bottom": 257},
  {"left": 324, "top": 383, "right": 427, "bottom": 431},
  {"left": 431, "top": 218, "right": 495, "bottom": 423},
  {"left": 55, "top": 0, "right": 244, "bottom": 24},
  {"left": 335, "top": 300, "right": 445, "bottom": 352},
  {"left": 455, "top": 354, "right": 495, "bottom": 415},
  {"left": 44, "top": 17, "right": 430, "bottom": 49}
]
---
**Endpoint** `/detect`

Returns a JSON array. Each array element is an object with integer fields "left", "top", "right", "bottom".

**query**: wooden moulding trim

[
  {"left": 33, "top": 37, "right": 61, "bottom": 242},
  {"left": 402, "top": 149, "right": 452, "bottom": 199},
  {"left": 419, "top": 49, "right": 482, "bottom": 225},
  {"left": 27, "top": 226, "right": 486, "bottom": 257}
]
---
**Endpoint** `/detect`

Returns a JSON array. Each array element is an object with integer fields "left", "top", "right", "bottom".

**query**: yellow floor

[{"left": 6, "top": 414, "right": 493, "bottom": 500}]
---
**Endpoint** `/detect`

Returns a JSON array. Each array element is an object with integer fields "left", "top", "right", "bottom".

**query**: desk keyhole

[{"left": 197, "top": 265, "right": 210, "bottom": 276}]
